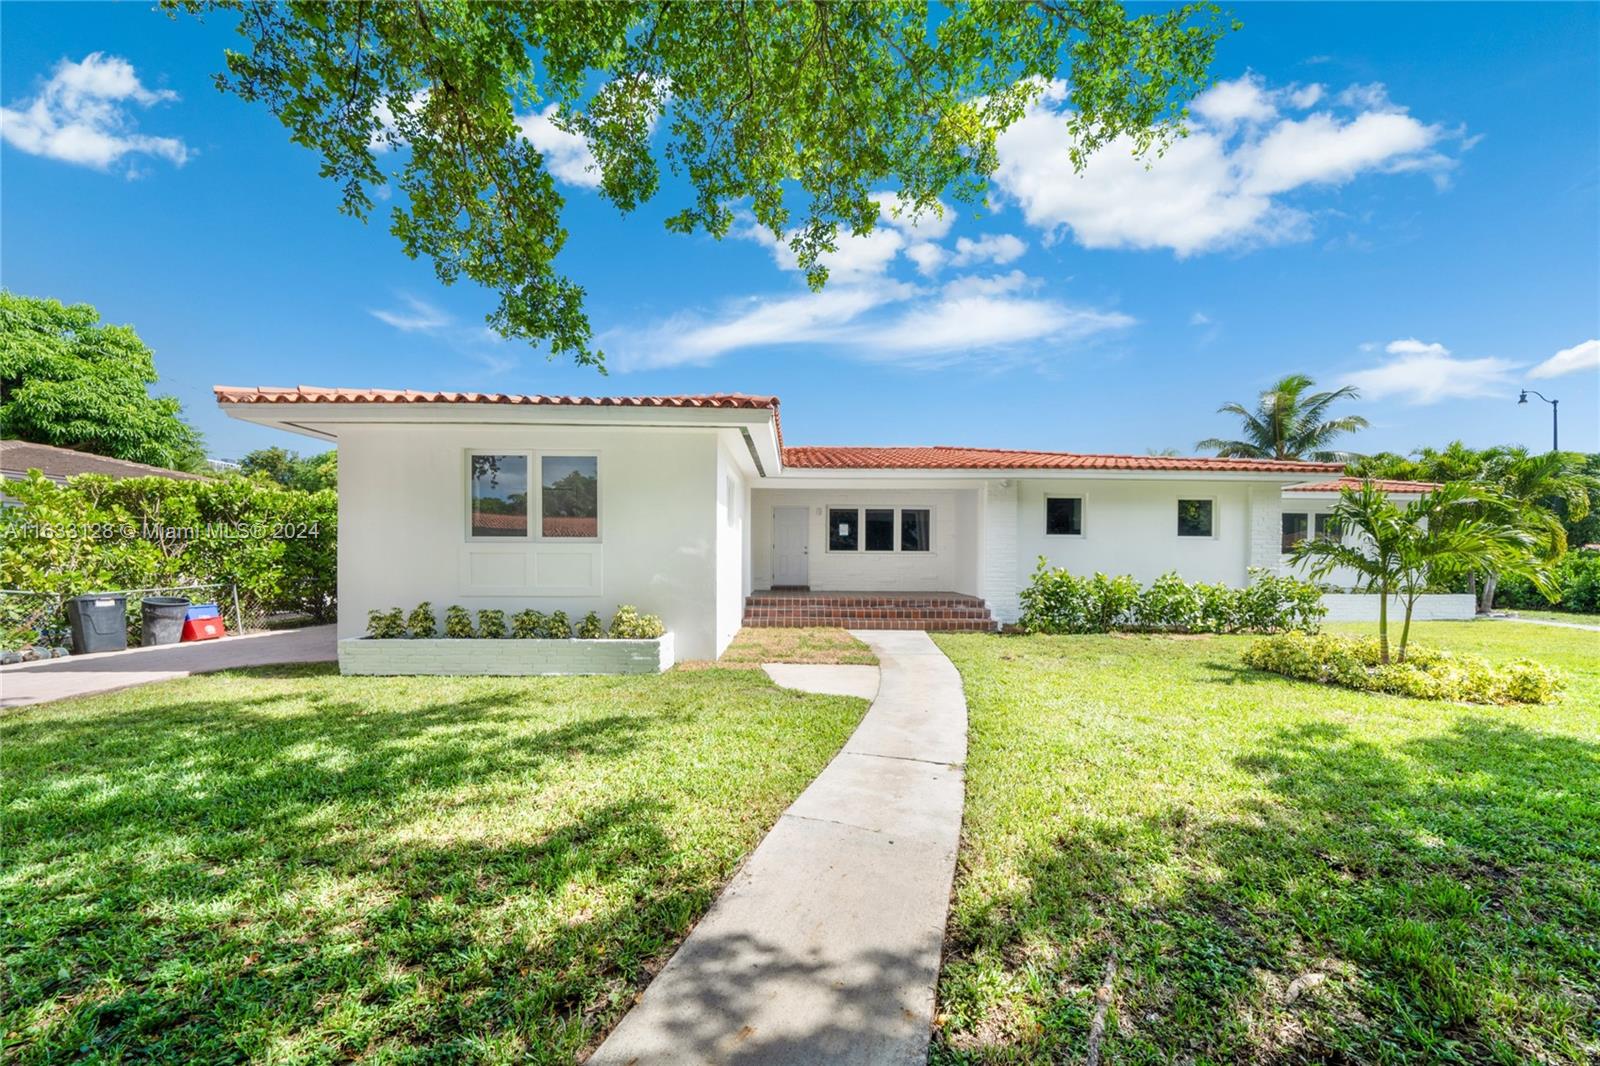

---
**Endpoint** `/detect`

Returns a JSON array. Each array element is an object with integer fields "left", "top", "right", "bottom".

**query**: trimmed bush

[
  {"left": 511, "top": 609, "right": 545, "bottom": 639},
  {"left": 576, "top": 611, "right": 605, "bottom": 639},
  {"left": 366, "top": 608, "right": 405, "bottom": 639},
  {"left": 1020, "top": 559, "right": 1326, "bottom": 635},
  {"left": 406, "top": 602, "right": 436, "bottom": 639},
  {"left": 477, "top": 609, "right": 507, "bottom": 639},
  {"left": 609, "top": 605, "right": 666, "bottom": 639},
  {"left": 1241, "top": 631, "right": 1563, "bottom": 705},
  {"left": 443, "top": 605, "right": 475, "bottom": 639},
  {"left": 545, "top": 611, "right": 572, "bottom": 640}
]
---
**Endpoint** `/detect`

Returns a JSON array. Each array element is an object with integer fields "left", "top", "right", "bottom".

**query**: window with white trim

[
  {"left": 1177, "top": 499, "right": 1214, "bottom": 537},
  {"left": 540, "top": 455, "right": 598, "bottom": 538},
  {"left": 826, "top": 506, "right": 932, "bottom": 552},
  {"left": 1282, "top": 512, "right": 1309, "bottom": 552},
  {"left": 469, "top": 453, "right": 529, "bottom": 538},
  {"left": 1045, "top": 496, "right": 1083, "bottom": 536}
]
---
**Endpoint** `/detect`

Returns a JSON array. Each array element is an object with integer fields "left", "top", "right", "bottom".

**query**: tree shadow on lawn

[
  {"left": 939, "top": 717, "right": 1600, "bottom": 1064},
  {"left": 0, "top": 666, "right": 780, "bottom": 1063}
]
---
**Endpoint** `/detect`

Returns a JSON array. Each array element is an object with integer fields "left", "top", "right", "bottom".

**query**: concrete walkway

[
  {"left": 0, "top": 626, "right": 337, "bottom": 708},
  {"left": 591, "top": 631, "right": 966, "bottom": 1065},
  {"left": 760, "top": 663, "right": 880, "bottom": 701},
  {"left": 1496, "top": 615, "right": 1600, "bottom": 633}
]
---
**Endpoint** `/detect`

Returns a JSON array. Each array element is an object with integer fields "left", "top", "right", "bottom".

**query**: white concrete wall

[
  {"left": 339, "top": 634, "right": 674, "bottom": 675},
  {"left": 1321, "top": 593, "right": 1476, "bottom": 622},
  {"left": 714, "top": 440, "right": 751, "bottom": 657},
  {"left": 979, "top": 480, "right": 1020, "bottom": 622},
  {"left": 749, "top": 489, "right": 975, "bottom": 593},
  {"left": 337, "top": 424, "right": 724, "bottom": 660},
  {"left": 1015, "top": 478, "right": 1264, "bottom": 589}
]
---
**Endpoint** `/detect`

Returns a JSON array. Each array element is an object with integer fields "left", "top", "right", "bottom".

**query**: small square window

[
  {"left": 1282, "top": 512, "right": 1309, "bottom": 552},
  {"left": 1177, "top": 499, "right": 1214, "bottom": 537},
  {"left": 1314, "top": 513, "right": 1338, "bottom": 541},
  {"left": 470, "top": 454, "right": 528, "bottom": 537},
  {"left": 541, "top": 455, "right": 598, "bottom": 538},
  {"left": 829, "top": 508, "right": 859, "bottom": 551},
  {"left": 901, "top": 509, "right": 931, "bottom": 552},
  {"left": 865, "top": 509, "right": 895, "bottom": 551},
  {"left": 1045, "top": 497, "right": 1083, "bottom": 536}
]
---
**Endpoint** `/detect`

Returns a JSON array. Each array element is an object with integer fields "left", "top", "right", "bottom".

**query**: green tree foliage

[
  {"left": 240, "top": 446, "right": 338, "bottom": 492},
  {"left": 0, "top": 292, "right": 206, "bottom": 471},
  {"left": 542, "top": 468, "right": 596, "bottom": 518},
  {"left": 1196, "top": 373, "right": 1369, "bottom": 461},
  {"left": 173, "top": 1, "right": 1230, "bottom": 366}
]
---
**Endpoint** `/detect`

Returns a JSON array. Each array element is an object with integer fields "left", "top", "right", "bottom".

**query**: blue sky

[{"left": 3, "top": 2, "right": 1597, "bottom": 461}]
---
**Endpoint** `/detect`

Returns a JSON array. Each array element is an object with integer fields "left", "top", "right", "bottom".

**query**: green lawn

[
  {"left": 1507, "top": 609, "right": 1600, "bottom": 627},
  {"left": 0, "top": 665, "right": 867, "bottom": 1063},
  {"left": 712, "top": 626, "right": 878, "bottom": 667},
  {"left": 932, "top": 622, "right": 1599, "bottom": 1064}
]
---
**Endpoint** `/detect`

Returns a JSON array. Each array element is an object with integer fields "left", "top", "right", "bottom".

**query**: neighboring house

[
  {"left": 1, "top": 439, "right": 206, "bottom": 487},
  {"left": 218, "top": 386, "right": 1358, "bottom": 660}
]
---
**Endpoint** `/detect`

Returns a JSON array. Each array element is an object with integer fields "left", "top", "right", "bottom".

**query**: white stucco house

[{"left": 216, "top": 386, "right": 1456, "bottom": 662}]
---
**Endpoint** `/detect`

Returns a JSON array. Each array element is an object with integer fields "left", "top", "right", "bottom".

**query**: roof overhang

[{"left": 766, "top": 466, "right": 1329, "bottom": 485}]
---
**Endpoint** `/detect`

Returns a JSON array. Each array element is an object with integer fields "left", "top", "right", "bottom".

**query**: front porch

[{"left": 742, "top": 590, "right": 997, "bottom": 631}]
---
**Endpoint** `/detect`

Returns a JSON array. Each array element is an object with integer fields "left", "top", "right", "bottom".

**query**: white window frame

[
  {"left": 1043, "top": 494, "right": 1086, "bottom": 538},
  {"left": 824, "top": 505, "right": 936, "bottom": 554},
  {"left": 1176, "top": 496, "right": 1218, "bottom": 539},
  {"left": 1281, "top": 510, "right": 1311, "bottom": 554},
  {"left": 464, "top": 449, "right": 602, "bottom": 543}
]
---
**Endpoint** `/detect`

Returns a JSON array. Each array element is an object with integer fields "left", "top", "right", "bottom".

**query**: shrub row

[
  {"left": 367, "top": 602, "right": 665, "bottom": 641},
  {"left": 1495, "top": 551, "right": 1600, "bottom": 614},
  {"left": 1241, "top": 631, "right": 1563, "bottom": 705},
  {"left": 1019, "top": 561, "right": 1326, "bottom": 635}
]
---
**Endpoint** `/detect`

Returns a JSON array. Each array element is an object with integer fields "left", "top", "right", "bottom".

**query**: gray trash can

[
  {"left": 140, "top": 597, "right": 191, "bottom": 647},
  {"left": 66, "top": 593, "right": 129, "bottom": 654}
]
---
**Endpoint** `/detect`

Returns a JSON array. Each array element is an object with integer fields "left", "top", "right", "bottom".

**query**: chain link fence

[{"left": 0, "top": 584, "right": 308, "bottom": 651}]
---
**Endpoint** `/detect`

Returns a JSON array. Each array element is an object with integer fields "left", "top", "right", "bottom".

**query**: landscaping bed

[
  {"left": 712, "top": 626, "right": 878, "bottom": 668},
  {"left": 0, "top": 664, "right": 868, "bottom": 1062},
  {"left": 931, "top": 622, "right": 1599, "bottom": 1064}
]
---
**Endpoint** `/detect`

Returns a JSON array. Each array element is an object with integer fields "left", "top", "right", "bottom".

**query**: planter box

[
  {"left": 1320, "top": 593, "right": 1476, "bottom": 623},
  {"left": 338, "top": 633, "right": 674, "bottom": 676}
]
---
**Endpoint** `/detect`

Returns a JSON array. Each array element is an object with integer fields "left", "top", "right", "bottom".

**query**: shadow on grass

[
  {"left": 0, "top": 666, "right": 759, "bottom": 1063},
  {"left": 939, "top": 717, "right": 1600, "bottom": 1064}
]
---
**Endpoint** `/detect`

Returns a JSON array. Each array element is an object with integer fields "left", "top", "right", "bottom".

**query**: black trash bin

[
  {"left": 66, "top": 593, "right": 129, "bottom": 654},
  {"left": 140, "top": 597, "right": 191, "bottom": 647}
]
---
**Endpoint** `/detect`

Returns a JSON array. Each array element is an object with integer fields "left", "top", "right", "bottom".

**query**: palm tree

[
  {"left": 1476, "top": 448, "right": 1600, "bottom": 610},
  {"left": 1196, "top": 374, "right": 1369, "bottom": 461},
  {"left": 1292, "top": 482, "right": 1551, "bottom": 662}
]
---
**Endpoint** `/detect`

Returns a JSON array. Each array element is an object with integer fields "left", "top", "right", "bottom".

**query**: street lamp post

[{"left": 1518, "top": 389, "right": 1559, "bottom": 452}]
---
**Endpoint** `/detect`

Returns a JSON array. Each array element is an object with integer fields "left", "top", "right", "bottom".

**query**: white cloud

[
  {"left": 1342, "top": 338, "right": 1520, "bottom": 404},
  {"left": 370, "top": 295, "right": 452, "bottom": 332},
  {"left": 992, "top": 75, "right": 1458, "bottom": 256},
  {"left": 1528, "top": 339, "right": 1600, "bottom": 380},
  {"left": 1189, "top": 311, "right": 1212, "bottom": 326},
  {"left": 950, "top": 233, "right": 1027, "bottom": 268},
  {"left": 369, "top": 89, "right": 430, "bottom": 151},
  {"left": 0, "top": 52, "right": 189, "bottom": 172},
  {"left": 870, "top": 191, "right": 955, "bottom": 239},
  {"left": 369, "top": 295, "right": 517, "bottom": 372},
  {"left": 515, "top": 104, "right": 601, "bottom": 188},
  {"left": 905, "top": 241, "right": 949, "bottom": 276}
]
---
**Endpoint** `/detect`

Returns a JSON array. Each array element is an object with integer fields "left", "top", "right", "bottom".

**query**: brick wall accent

[
  {"left": 337, "top": 634, "right": 674, "bottom": 676},
  {"left": 1247, "top": 484, "right": 1284, "bottom": 576},
  {"left": 1320, "top": 594, "right": 1476, "bottom": 622},
  {"left": 980, "top": 479, "right": 1021, "bottom": 623}
]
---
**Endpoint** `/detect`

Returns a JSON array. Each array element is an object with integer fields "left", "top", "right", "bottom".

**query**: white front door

[{"left": 772, "top": 506, "right": 809, "bottom": 587}]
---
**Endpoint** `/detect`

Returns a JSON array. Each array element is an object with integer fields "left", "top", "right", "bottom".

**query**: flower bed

[
  {"left": 343, "top": 602, "right": 673, "bottom": 676},
  {"left": 1241, "top": 631, "right": 1563, "bottom": 705}
]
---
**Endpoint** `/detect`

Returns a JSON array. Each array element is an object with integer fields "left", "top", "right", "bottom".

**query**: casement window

[
  {"left": 1314, "top": 513, "right": 1338, "bottom": 542},
  {"left": 827, "top": 506, "right": 932, "bottom": 552},
  {"left": 469, "top": 453, "right": 530, "bottom": 538},
  {"left": 467, "top": 451, "right": 598, "bottom": 541},
  {"left": 1177, "top": 498, "right": 1214, "bottom": 538},
  {"left": 1282, "top": 512, "right": 1310, "bottom": 552},
  {"left": 1045, "top": 496, "right": 1083, "bottom": 536}
]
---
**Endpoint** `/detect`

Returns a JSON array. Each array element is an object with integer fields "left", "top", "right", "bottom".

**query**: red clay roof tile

[
  {"left": 1284, "top": 476, "right": 1441, "bottom": 494},
  {"left": 781, "top": 445, "right": 1343, "bottom": 475}
]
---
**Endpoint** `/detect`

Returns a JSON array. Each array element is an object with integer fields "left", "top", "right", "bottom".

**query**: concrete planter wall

[
  {"left": 1320, "top": 593, "right": 1476, "bottom": 623},
  {"left": 338, "top": 632, "right": 674, "bottom": 676}
]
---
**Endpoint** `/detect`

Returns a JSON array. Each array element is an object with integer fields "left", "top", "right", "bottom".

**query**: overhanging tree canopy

[{"left": 174, "top": 0, "right": 1230, "bottom": 367}]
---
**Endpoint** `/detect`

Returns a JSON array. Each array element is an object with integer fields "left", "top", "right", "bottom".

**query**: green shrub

[
  {"left": 443, "top": 605, "right": 474, "bottom": 639},
  {"left": 366, "top": 608, "right": 405, "bottom": 639},
  {"left": 406, "top": 602, "right": 436, "bottom": 638},
  {"left": 477, "top": 609, "right": 506, "bottom": 639},
  {"left": 545, "top": 610, "right": 572, "bottom": 639},
  {"left": 576, "top": 611, "right": 605, "bottom": 639},
  {"left": 1242, "top": 631, "right": 1563, "bottom": 705},
  {"left": 1497, "top": 551, "right": 1600, "bottom": 614},
  {"left": 1020, "top": 559, "right": 1324, "bottom": 635},
  {"left": 511, "top": 609, "right": 546, "bottom": 639},
  {"left": 609, "top": 605, "right": 665, "bottom": 639}
]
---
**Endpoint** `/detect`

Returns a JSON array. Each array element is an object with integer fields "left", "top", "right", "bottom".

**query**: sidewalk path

[
  {"left": 590, "top": 630, "right": 966, "bottom": 1065},
  {"left": 0, "top": 626, "right": 337, "bottom": 708},
  {"left": 1496, "top": 615, "right": 1600, "bottom": 633}
]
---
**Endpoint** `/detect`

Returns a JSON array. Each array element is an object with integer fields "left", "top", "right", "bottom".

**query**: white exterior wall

[
  {"left": 978, "top": 480, "right": 1020, "bottom": 622},
  {"left": 337, "top": 424, "right": 726, "bottom": 660},
  {"left": 1015, "top": 477, "right": 1271, "bottom": 589},
  {"left": 749, "top": 489, "right": 975, "bottom": 593},
  {"left": 1321, "top": 593, "right": 1477, "bottom": 622},
  {"left": 714, "top": 440, "right": 751, "bottom": 656}
]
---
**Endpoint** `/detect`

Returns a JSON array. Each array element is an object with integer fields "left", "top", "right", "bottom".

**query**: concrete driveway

[{"left": 0, "top": 625, "right": 337, "bottom": 708}]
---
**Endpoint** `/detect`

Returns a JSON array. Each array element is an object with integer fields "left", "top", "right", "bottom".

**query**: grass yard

[
  {"left": 1507, "top": 609, "right": 1600, "bottom": 627},
  {"left": 0, "top": 665, "right": 868, "bottom": 1063},
  {"left": 709, "top": 626, "right": 878, "bottom": 668},
  {"left": 932, "top": 622, "right": 1599, "bottom": 1064}
]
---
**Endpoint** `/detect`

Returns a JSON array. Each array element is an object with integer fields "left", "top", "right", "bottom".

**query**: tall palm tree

[
  {"left": 1475, "top": 448, "right": 1600, "bottom": 610},
  {"left": 1196, "top": 374, "right": 1369, "bottom": 461}
]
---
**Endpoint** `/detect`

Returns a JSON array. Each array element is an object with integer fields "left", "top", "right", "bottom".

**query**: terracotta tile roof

[
  {"left": 1285, "top": 476, "right": 1441, "bottom": 494},
  {"left": 1, "top": 439, "right": 207, "bottom": 482},
  {"left": 781, "top": 445, "right": 1343, "bottom": 474}
]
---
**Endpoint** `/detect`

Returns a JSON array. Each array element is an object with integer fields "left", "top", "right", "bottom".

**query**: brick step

[
  {"left": 743, "top": 609, "right": 994, "bottom": 623},
  {"left": 743, "top": 616, "right": 996, "bottom": 631},
  {"left": 745, "top": 595, "right": 987, "bottom": 609}
]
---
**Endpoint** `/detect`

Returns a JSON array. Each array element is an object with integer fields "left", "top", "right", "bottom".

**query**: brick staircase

[{"left": 742, "top": 590, "right": 996, "bottom": 631}]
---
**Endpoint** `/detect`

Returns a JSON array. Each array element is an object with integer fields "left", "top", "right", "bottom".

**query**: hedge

[
  {"left": 0, "top": 471, "right": 336, "bottom": 628},
  {"left": 1018, "top": 560, "right": 1326, "bottom": 635},
  {"left": 1494, "top": 551, "right": 1600, "bottom": 614}
]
